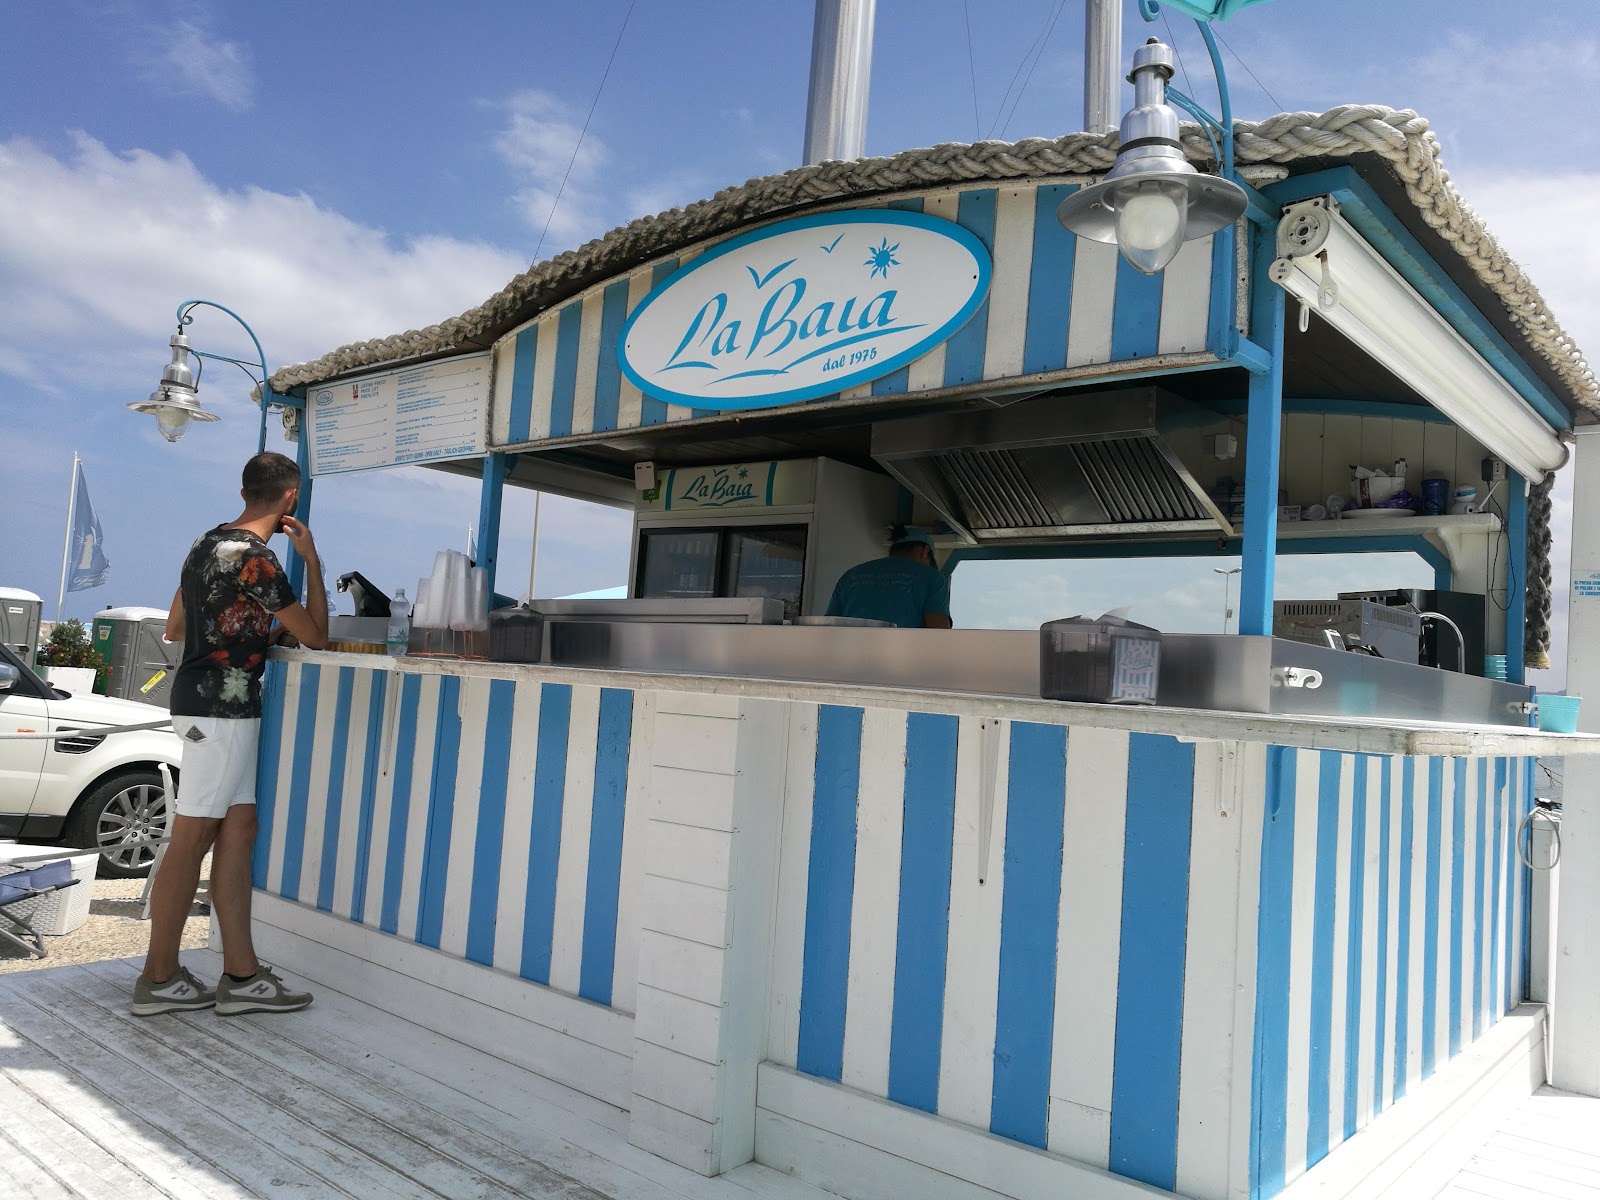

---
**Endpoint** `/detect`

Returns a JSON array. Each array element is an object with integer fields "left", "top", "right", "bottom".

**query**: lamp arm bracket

[{"left": 1138, "top": 0, "right": 1162, "bottom": 21}]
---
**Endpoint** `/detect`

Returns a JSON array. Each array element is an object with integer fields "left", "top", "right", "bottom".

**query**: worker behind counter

[{"left": 825, "top": 526, "right": 954, "bottom": 629}]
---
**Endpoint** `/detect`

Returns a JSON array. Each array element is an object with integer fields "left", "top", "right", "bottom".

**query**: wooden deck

[
  {"left": 1439, "top": 1087, "right": 1600, "bottom": 1200},
  {"left": 0, "top": 951, "right": 836, "bottom": 1200}
]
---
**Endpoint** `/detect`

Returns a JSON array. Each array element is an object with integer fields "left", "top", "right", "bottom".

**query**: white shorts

[{"left": 171, "top": 717, "right": 260, "bottom": 819}]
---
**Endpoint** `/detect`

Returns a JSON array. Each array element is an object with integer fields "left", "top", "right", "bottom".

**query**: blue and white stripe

[
  {"left": 1251, "top": 749, "right": 1533, "bottom": 1198},
  {"left": 489, "top": 183, "right": 1230, "bottom": 449},
  {"left": 255, "top": 659, "right": 649, "bottom": 1012}
]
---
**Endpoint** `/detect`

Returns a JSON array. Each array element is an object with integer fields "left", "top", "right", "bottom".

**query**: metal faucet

[{"left": 1418, "top": 610, "right": 1467, "bottom": 673}]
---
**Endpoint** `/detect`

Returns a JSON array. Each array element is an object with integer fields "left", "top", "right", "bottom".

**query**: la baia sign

[{"left": 618, "top": 210, "right": 992, "bottom": 411}]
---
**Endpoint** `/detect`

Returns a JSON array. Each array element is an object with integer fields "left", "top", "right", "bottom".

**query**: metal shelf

[{"left": 1273, "top": 512, "right": 1502, "bottom": 540}]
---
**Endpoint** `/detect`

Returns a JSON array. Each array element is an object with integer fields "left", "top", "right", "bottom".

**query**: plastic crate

[{"left": 0, "top": 848, "right": 97, "bottom": 935}]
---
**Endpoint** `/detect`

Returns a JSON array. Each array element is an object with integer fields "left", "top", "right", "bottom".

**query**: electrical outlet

[{"left": 1481, "top": 457, "right": 1507, "bottom": 484}]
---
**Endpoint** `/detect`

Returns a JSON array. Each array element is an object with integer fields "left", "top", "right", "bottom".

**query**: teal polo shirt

[{"left": 825, "top": 556, "right": 951, "bottom": 629}]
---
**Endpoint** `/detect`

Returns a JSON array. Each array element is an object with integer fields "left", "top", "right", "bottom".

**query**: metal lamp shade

[{"left": 1056, "top": 166, "right": 1248, "bottom": 259}]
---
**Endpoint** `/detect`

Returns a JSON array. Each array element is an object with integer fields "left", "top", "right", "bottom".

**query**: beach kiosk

[{"left": 238, "top": 82, "right": 1599, "bottom": 1200}]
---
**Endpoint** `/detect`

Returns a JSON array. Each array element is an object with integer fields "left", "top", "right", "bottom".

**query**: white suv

[{"left": 0, "top": 642, "right": 180, "bottom": 877}]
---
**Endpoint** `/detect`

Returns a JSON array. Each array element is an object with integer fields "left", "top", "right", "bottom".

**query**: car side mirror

[{"left": 0, "top": 663, "right": 19, "bottom": 692}]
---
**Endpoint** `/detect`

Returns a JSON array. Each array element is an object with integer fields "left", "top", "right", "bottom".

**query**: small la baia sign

[{"left": 619, "top": 210, "right": 991, "bottom": 411}]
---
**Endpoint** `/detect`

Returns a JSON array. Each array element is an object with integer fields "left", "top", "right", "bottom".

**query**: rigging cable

[
  {"left": 998, "top": 0, "right": 1068, "bottom": 140},
  {"left": 1162, "top": 10, "right": 1199, "bottom": 107},
  {"left": 963, "top": 0, "right": 983, "bottom": 141},
  {"left": 1210, "top": 24, "right": 1286, "bottom": 113},
  {"left": 532, "top": 0, "right": 637, "bottom": 264}
]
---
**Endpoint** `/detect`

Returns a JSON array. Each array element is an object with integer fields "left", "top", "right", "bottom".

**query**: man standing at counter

[
  {"left": 825, "top": 526, "right": 954, "bottom": 629},
  {"left": 133, "top": 451, "right": 328, "bottom": 1017}
]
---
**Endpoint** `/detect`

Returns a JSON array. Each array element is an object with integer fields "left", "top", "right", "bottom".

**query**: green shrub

[{"left": 40, "top": 619, "right": 109, "bottom": 692}]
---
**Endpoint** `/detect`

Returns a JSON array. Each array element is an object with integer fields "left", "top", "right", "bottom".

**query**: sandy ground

[{"left": 0, "top": 856, "right": 212, "bottom": 975}]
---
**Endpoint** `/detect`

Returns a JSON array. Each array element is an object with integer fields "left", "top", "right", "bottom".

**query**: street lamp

[
  {"left": 1214, "top": 566, "right": 1241, "bottom": 633},
  {"left": 129, "top": 299, "right": 279, "bottom": 452},
  {"left": 1056, "top": 35, "right": 1248, "bottom": 275}
]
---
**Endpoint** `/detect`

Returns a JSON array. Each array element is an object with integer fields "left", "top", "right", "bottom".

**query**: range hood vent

[{"left": 871, "top": 387, "right": 1229, "bottom": 543}]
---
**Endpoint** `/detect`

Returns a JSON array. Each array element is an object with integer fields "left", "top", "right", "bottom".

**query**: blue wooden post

[
  {"left": 1505, "top": 472, "right": 1528, "bottom": 684},
  {"left": 1238, "top": 224, "right": 1286, "bottom": 635},
  {"left": 476, "top": 452, "right": 511, "bottom": 596},
  {"left": 288, "top": 404, "right": 314, "bottom": 598}
]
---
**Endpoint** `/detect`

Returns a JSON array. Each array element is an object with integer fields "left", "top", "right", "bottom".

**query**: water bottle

[{"left": 387, "top": 588, "right": 411, "bottom": 657}]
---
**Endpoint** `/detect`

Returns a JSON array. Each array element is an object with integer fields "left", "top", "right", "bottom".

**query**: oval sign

[{"left": 619, "top": 210, "right": 991, "bottom": 411}]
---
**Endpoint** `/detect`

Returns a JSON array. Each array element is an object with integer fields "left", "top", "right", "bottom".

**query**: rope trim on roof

[{"left": 269, "top": 104, "right": 1595, "bottom": 416}]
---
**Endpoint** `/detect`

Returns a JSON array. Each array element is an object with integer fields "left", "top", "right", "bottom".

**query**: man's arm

[
  {"left": 274, "top": 516, "right": 330, "bottom": 650},
  {"left": 165, "top": 588, "right": 184, "bottom": 643},
  {"left": 922, "top": 612, "right": 954, "bottom": 629},
  {"left": 922, "top": 567, "right": 953, "bottom": 629}
]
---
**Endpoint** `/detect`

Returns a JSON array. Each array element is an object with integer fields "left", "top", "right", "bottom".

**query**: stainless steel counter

[{"left": 545, "top": 623, "right": 1536, "bottom": 729}]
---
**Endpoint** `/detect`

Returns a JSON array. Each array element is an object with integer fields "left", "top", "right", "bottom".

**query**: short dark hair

[{"left": 241, "top": 451, "right": 301, "bottom": 507}]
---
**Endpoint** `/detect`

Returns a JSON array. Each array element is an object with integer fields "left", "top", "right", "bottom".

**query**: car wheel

[{"left": 67, "top": 770, "right": 171, "bottom": 878}]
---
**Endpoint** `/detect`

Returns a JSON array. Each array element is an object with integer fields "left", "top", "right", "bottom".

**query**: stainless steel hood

[{"left": 870, "top": 386, "right": 1231, "bottom": 543}]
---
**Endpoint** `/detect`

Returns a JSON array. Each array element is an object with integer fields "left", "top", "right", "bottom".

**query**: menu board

[{"left": 307, "top": 352, "right": 490, "bottom": 477}]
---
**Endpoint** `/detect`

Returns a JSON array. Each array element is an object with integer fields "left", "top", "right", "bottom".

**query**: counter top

[{"left": 270, "top": 648, "right": 1599, "bottom": 759}]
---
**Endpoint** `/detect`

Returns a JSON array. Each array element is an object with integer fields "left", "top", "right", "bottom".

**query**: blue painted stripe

[
  {"left": 1306, "top": 752, "right": 1341, "bottom": 1166},
  {"left": 521, "top": 682, "right": 572, "bottom": 984},
  {"left": 797, "top": 704, "right": 863, "bottom": 1082},
  {"left": 1395, "top": 758, "right": 1416, "bottom": 1099},
  {"left": 1109, "top": 733, "right": 1194, "bottom": 1191},
  {"left": 416, "top": 674, "right": 462, "bottom": 949},
  {"left": 1490, "top": 758, "right": 1506, "bottom": 1018},
  {"left": 1473, "top": 758, "right": 1488, "bottom": 1039},
  {"left": 1422, "top": 758, "right": 1444, "bottom": 1078},
  {"left": 990, "top": 722, "right": 1067, "bottom": 1150},
  {"left": 1372, "top": 757, "right": 1393, "bottom": 1115},
  {"left": 507, "top": 324, "right": 539, "bottom": 443},
  {"left": 1110, "top": 255, "right": 1163, "bottom": 361},
  {"left": 868, "top": 199, "right": 926, "bottom": 396},
  {"left": 887, "top": 711, "right": 958, "bottom": 1113},
  {"left": 279, "top": 662, "right": 322, "bottom": 902},
  {"left": 639, "top": 259, "right": 679, "bottom": 426},
  {"left": 252, "top": 661, "right": 287, "bottom": 889},
  {"left": 548, "top": 302, "right": 583, "bottom": 438},
  {"left": 592, "top": 281, "right": 630, "bottom": 432},
  {"left": 1343, "top": 756, "right": 1368, "bottom": 1140},
  {"left": 466, "top": 679, "right": 516, "bottom": 966},
  {"left": 315, "top": 667, "right": 356, "bottom": 913},
  {"left": 1449, "top": 758, "right": 1466, "bottom": 1058},
  {"left": 942, "top": 189, "right": 997, "bottom": 389},
  {"left": 379, "top": 674, "right": 422, "bottom": 935},
  {"left": 1022, "top": 184, "right": 1079, "bottom": 376},
  {"left": 1253, "top": 747, "right": 1297, "bottom": 1199},
  {"left": 580, "top": 688, "right": 634, "bottom": 1005},
  {"left": 348, "top": 670, "right": 388, "bottom": 923}
]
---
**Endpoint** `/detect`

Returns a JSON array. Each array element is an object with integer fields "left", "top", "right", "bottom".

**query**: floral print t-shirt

[{"left": 170, "top": 525, "right": 297, "bottom": 719}]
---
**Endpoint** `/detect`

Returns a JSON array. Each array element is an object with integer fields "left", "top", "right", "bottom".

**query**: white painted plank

[
  {"left": 1066, "top": 241, "right": 1119, "bottom": 367},
  {"left": 1284, "top": 748, "right": 1321, "bottom": 1184},
  {"left": 264, "top": 661, "right": 302, "bottom": 895},
  {"left": 938, "top": 714, "right": 1009, "bottom": 1131},
  {"left": 840, "top": 707, "right": 908, "bottom": 1098},
  {"left": 1327, "top": 754, "right": 1355, "bottom": 1154},
  {"left": 1383, "top": 756, "right": 1404, "bottom": 1111},
  {"left": 528, "top": 314, "right": 559, "bottom": 441},
  {"left": 642, "top": 873, "right": 730, "bottom": 948},
  {"left": 1407, "top": 760, "right": 1428, "bottom": 1092},
  {"left": 1156, "top": 235, "right": 1212, "bottom": 355},
  {"left": 330, "top": 667, "right": 374, "bottom": 919},
  {"left": 634, "top": 983, "right": 724, "bottom": 1064},
  {"left": 0, "top": 1071, "right": 167, "bottom": 1199},
  {"left": 633, "top": 1041, "right": 721, "bottom": 1123},
  {"left": 770, "top": 702, "right": 818, "bottom": 1066},
  {"left": 653, "top": 710, "right": 742, "bottom": 775},
  {"left": 981, "top": 187, "right": 1035, "bottom": 380},
  {"left": 1438, "top": 759, "right": 1457, "bottom": 1073},
  {"left": 652, "top": 764, "right": 739, "bottom": 832},
  {"left": 666, "top": 249, "right": 704, "bottom": 423},
  {"left": 571, "top": 290, "right": 603, "bottom": 436},
  {"left": 493, "top": 678, "right": 542, "bottom": 975},
  {"left": 360, "top": 668, "right": 403, "bottom": 928},
  {"left": 617, "top": 269, "right": 653, "bottom": 431},
  {"left": 295, "top": 663, "right": 341, "bottom": 905},
  {"left": 490, "top": 333, "right": 517, "bottom": 444},
  {"left": 551, "top": 684, "right": 602, "bottom": 996},
  {"left": 1357, "top": 754, "right": 1383, "bottom": 1130},
  {"left": 610, "top": 690, "right": 655, "bottom": 1014},
  {"left": 396, "top": 674, "right": 442, "bottom": 942},
  {"left": 1461, "top": 760, "right": 1480, "bottom": 1051},
  {"left": 1050, "top": 724, "right": 1129, "bottom": 1168},
  {"left": 439, "top": 674, "right": 491, "bottom": 959},
  {"left": 637, "top": 928, "right": 727, "bottom": 1008},
  {"left": 644, "top": 821, "right": 732, "bottom": 891},
  {"left": 907, "top": 193, "right": 960, "bottom": 392}
]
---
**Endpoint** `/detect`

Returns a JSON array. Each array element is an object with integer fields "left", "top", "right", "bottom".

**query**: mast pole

[
  {"left": 56, "top": 452, "right": 79, "bottom": 622},
  {"left": 802, "top": 0, "right": 876, "bottom": 164},
  {"left": 1084, "top": 0, "right": 1123, "bottom": 135}
]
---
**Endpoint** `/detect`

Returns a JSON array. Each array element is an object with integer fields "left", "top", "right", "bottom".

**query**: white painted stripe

[
  {"left": 1435, "top": 761, "right": 1454, "bottom": 1072},
  {"left": 981, "top": 187, "right": 1035, "bottom": 381},
  {"left": 666, "top": 250, "right": 704, "bottom": 422},
  {"left": 1065, "top": 241, "right": 1119, "bottom": 367},
  {"left": 906, "top": 194, "right": 961, "bottom": 393},
  {"left": 769, "top": 702, "right": 818, "bottom": 1067},
  {"left": 1048, "top": 725, "right": 1128, "bottom": 1168},
  {"left": 1156, "top": 236, "right": 1213, "bottom": 355},
  {"left": 616, "top": 270, "right": 652, "bottom": 431},
  {"left": 1509, "top": 760, "right": 1525, "bottom": 1009},
  {"left": 838, "top": 382, "right": 872, "bottom": 401},
  {"left": 490, "top": 335, "right": 517, "bottom": 444},
  {"left": 493, "top": 680, "right": 542, "bottom": 974},
  {"left": 609, "top": 691, "right": 654, "bottom": 1014},
  {"left": 361, "top": 670, "right": 404, "bottom": 927},
  {"left": 937, "top": 714, "right": 1008, "bottom": 1132},
  {"left": 1493, "top": 760, "right": 1511, "bottom": 1021},
  {"left": 549, "top": 684, "right": 601, "bottom": 995},
  {"left": 1327, "top": 756, "right": 1354, "bottom": 1153},
  {"left": 528, "top": 317, "right": 558, "bottom": 441},
  {"left": 1459, "top": 759, "right": 1478, "bottom": 1051},
  {"left": 1225, "top": 743, "right": 1270, "bottom": 1195},
  {"left": 1175, "top": 742, "right": 1241, "bottom": 1197},
  {"left": 840, "top": 708, "right": 908, "bottom": 1098},
  {"left": 570, "top": 291, "right": 603, "bottom": 437},
  {"left": 330, "top": 668, "right": 374, "bottom": 919},
  {"left": 1356, "top": 756, "right": 1382, "bottom": 1129},
  {"left": 265, "top": 663, "right": 303, "bottom": 896},
  {"left": 1405, "top": 763, "right": 1426, "bottom": 1089},
  {"left": 296, "top": 665, "right": 341, "bottom": 906},
  {"left": 438, "top": 676, "right": 491, "bottom": 959},
  {"left": 1283, "top": 749, "right": 1320, "bottom": 1183},
  {"left": 396, "top": 675, "right": 442, "bottom": 942},
  {"left": 1383, "top": 759, "right": 1403, "bottom": 1110}
]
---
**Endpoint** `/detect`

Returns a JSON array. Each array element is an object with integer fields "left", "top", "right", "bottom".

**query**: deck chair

[{"left": 0, "top": 859, "right": 80, "bottom": 959}]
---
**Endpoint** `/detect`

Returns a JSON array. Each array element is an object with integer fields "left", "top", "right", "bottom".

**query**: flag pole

[{"left": 55, "top": 452, "right": 79, "bottom": 622}]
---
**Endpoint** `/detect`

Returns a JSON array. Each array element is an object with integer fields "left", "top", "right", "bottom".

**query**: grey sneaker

[
  {"left": 131, "top": 966, "right": 216, "bottom": 1016},
  {"left": 215, "top": 964, "right": 312, "bottom": 1015}
]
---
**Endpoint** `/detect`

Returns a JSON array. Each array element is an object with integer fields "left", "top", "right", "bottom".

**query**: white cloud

[{"left": 144, "top": 18, "right": 255, "bottom": 112}]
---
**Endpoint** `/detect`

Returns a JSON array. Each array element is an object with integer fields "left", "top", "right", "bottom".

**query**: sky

[{"left": 0, "top": 0, "right": 1595, "bottom": 682}]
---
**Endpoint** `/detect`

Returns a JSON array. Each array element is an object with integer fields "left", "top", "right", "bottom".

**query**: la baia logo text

[
  {"left": 677, "top": 465, "right": 756, "bottom": 507},
  {"left": 619, "top": 210, "right": 991, "bottom": 412}
]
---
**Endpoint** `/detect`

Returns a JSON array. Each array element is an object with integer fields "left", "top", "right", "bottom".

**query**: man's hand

[{"left": 280, "top": 514, "right": 316, "bottom": 560}]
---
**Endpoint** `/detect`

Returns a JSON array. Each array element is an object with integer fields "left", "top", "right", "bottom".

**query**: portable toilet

[
  {"left": 0, "top": 588, "right": 43, "bottom": 662},
  {"left": 91, "top": 607, "right": 180, "bottom": 707}
]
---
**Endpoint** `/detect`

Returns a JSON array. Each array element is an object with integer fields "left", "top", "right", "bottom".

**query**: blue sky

[{"left": 1, "top": 1, "right": 1595, "bottom": 674}]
